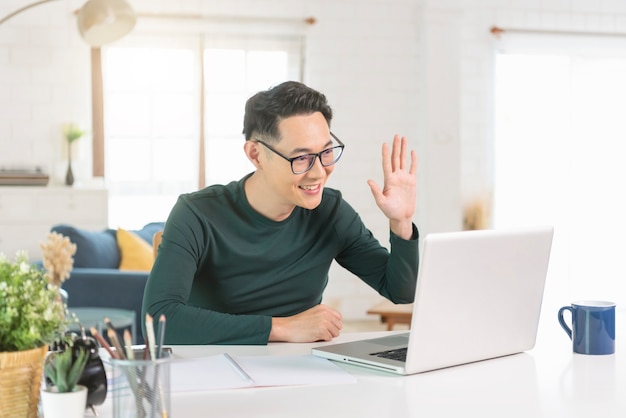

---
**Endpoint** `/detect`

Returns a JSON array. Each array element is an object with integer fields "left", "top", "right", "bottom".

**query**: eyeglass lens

[{"left": 292, "top": 146, "right": 343, "bottom": 174}]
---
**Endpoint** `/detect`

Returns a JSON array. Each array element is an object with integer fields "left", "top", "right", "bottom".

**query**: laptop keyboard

[{"left": 370, "top": 347, "right": 407, "bottom": 362}]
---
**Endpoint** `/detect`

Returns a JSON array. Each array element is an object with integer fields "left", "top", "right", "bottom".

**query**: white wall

[{"left": 2, "top": 0, "right": 626, "bottom": 320}]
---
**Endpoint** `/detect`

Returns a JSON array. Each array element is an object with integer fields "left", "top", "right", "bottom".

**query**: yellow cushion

[{"left": 116, "top": 228, "right": 154, "bottom": 271}]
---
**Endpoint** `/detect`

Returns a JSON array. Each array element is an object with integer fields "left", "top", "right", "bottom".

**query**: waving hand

[{"left": 367, "top": 135, "right": 417, "bottom": 240}]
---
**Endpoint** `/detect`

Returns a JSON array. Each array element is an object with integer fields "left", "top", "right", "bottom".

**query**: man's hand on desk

[{"left": 269, "top": 304, "right": 343, "bottom": 342}]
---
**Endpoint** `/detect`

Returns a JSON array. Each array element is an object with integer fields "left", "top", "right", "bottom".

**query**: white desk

[{"left": 89, "top": 330, "right": 624, "bottom": 418}]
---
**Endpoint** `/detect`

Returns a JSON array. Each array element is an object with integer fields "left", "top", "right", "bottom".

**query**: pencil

[
  {"left": 107, "top": 328, "right": 127, "bottom": 360},
  {"left": 103, "top": 317, "right": 124, "bottom": 356},
  {"left": 151, "top": 314, "right": 167, "bottom": 418},
  {"left": 153, "top": 315, "right": 168, "bottom": 418},
  {"left": 123, "top": 329, "right": 135, "bottom": 361},
  {"left": 103, "top": 317, "right": 117, "bottom": 334},
  {"left": 145, "top": 313, "right": 157, "bottom": 360},
  {"left": 90, "top": 327, "right": 116, "bottom": 358},
  {"left": 155, "top": 314, "right": 166, "bottom": 359}
]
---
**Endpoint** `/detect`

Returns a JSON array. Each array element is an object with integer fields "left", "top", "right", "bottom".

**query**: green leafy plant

[
  {"left": 62, "top": 123, "right": 85, "bottom": 144},
  {"left": 0, "top": 252, "right": 68, "bottom": 352},
  {"left": 44, "top": 347, "right": 89, "bottom": 393}
]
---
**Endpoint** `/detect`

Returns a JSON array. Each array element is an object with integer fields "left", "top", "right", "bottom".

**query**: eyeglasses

[{"left": 255, "top": 132, "right": 345, "bottom": 174}]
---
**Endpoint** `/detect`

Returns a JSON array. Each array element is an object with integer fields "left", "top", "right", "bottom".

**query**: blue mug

[{"left": 558, "top": 301, "right": 616, "bottom": 355}]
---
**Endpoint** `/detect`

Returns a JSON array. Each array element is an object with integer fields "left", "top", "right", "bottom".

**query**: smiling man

[{"left": 142, "top": 81, "right": 420, "bottom": 345}]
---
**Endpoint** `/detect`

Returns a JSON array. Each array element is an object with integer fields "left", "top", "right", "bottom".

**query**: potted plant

[
  {"left": 41, "top": 346, "right": 90, "bottom": 418},
  {"left": 62, "top": 122, "right": 85, "bottom": 186},
  {"left": 0, "top": 252, "right": 69, "bottom": 418},
  {"left": 41, "top": 231, "right": 109, "bottom": 414}
]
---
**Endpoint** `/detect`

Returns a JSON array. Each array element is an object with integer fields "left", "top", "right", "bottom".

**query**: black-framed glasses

[{"left": 255, "top": 132, "right": 345, "bottom": 174}]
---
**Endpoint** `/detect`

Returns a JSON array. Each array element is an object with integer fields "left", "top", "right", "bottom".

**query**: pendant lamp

[
  {"left": 76, "top": 0, "right": 136, "bottom": 46},
  {"left": 0, "top": 0, "right": 137, "bottom": 46}
]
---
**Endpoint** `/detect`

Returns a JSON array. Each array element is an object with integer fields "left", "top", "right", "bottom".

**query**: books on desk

[{"left": 170, "top": 354, "right": 356, "bottom": 392}]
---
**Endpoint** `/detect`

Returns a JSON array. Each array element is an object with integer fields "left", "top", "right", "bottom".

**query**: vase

[
  {"left": 65, "top": 159, "right": 75, "bottom": 186},
  {"left": 0, "top": 345, "right": 48, "bottom": 418},
  {"left": 41, "top": 384, "right": 88, "bottom": 418}
]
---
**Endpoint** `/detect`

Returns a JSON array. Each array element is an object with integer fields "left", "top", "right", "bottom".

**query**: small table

[
  {"left": 69, "top": 307, "right": 136, "bottom": 343},
  {"left": 367, "top": 300, "right": 413, "bottom": 330}
]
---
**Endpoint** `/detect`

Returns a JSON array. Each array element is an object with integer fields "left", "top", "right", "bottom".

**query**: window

[
  {"left": 103, "top": 34, "right": 302, "bottom": 229},
  {"left": 202, "top": 35, "right": 302, "bottom": 185},
  {"left": 493, "top": 34, "right": 626, "bottom": 307}
]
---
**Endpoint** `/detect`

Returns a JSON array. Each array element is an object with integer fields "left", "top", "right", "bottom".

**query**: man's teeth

[{"left": 300, "top": 185, "right": 317, "bottom": 190}]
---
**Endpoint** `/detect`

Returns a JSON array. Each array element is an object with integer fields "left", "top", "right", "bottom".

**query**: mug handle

[{"left": 558, "top": 306, "right": 573, "bottom": 340}]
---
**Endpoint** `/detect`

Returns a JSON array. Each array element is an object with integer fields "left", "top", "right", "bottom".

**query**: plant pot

[
  {"left": 41, "top": 384, "right": 88, "bottom": 418},
  {"left": 0, "top": 345, "right": 48, "bottom": 418}
]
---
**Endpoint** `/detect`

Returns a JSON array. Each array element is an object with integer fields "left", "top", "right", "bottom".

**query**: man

[{"left": 142, "top": 81, "right": 419, "bottom": 345}]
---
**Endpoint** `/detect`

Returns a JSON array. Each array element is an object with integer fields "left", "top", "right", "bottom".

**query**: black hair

[{"left": 242, "top": 81, "right": 333, "bottom": 142}]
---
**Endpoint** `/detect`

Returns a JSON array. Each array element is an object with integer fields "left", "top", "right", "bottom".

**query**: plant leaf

[
  {"left": 56, "top": 350, "right": 70, "bottom": 392},
  {"left": 67, "top": 348, "right": 89, "bottom": 390},
  {"left": 43, "top": 356, "right": 58, "bottom": 387}
]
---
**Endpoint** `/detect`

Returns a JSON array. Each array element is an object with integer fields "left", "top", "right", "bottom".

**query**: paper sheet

[{"left": 170, "top": 354, "right": 356, "bottom": 392}]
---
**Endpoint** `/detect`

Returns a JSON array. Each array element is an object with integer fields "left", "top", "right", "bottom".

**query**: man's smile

[{"left": 299, "top": 184, "right": 321, "bottom": 192}]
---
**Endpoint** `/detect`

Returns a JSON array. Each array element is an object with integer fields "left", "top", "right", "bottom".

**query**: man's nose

[{"left": 308, "top": 154, "right": 326, "bottom": 175}]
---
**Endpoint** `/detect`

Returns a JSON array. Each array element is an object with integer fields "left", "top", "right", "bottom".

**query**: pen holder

[{"left": 110, "top": 357, "right": 171, "bottom": 418}]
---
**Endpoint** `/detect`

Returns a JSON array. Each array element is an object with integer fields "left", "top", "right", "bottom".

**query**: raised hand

[{"left": 367, "top": 135, "right": 418, "bottom": 240}]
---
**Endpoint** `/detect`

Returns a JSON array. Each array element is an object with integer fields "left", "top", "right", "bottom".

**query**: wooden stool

[
  {"left": 367, "top": 300, "right": 413, "bottom": 331},
  {"left": 69, "top": 307, "right": 136, "bottom": 343}
]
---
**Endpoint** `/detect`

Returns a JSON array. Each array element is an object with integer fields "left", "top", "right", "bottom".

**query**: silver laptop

[{"left": 312, "top": 226, "right": 554, "bottom": 375}]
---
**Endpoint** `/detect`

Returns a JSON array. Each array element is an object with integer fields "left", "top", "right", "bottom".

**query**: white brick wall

[{"left": 2, "top": 0, "right": 626, "bottom": 320}]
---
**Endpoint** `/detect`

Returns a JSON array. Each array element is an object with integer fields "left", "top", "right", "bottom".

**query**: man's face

[{"left": 262, "top": 112, "right": 337, "bottom": 211}]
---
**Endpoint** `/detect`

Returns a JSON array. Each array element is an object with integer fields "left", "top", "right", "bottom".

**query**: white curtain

[{"left": 493, "top": 32, "right": 626, "bottom": 311}]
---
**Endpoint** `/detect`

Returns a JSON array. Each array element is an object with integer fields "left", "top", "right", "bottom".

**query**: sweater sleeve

[
  {"left": 384, "top": 225, "right": 420, "bottom": 303},
  {"left": 141, "top": 198, "right": 273, "bottom": 345},
  {"left": 334, "top": 203, "right": 419, "bottom": 304}
]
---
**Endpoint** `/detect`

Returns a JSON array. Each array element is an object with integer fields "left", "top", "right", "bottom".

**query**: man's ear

[{"left": 244, "top": 140, "right": 262, "bottom": 169}]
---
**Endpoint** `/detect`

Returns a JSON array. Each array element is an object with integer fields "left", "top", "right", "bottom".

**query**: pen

[{"left": 224, "top": 353, "right": 255, "bottom": 385}]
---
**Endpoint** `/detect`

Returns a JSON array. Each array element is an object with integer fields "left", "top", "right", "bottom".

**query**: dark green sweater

[{"left": 142, "top": 174, "right": 419, "bottom": 345}]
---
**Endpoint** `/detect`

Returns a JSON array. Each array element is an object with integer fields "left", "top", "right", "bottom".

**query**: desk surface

[{"left": 88, "top": 327, "right": 624, "bottom": 418}]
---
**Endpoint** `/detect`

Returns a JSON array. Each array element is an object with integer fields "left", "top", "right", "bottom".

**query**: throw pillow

[
  {"left": 116, "top": 228, "right": 154, "bottom": 271},
  {"left": 50, "top": 224, "right": 120, "bottom": 268},
  {"left": 132, "top": 222, "right": 166, "bottom": 244}
]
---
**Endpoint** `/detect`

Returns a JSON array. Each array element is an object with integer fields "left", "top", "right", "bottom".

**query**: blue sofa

[{"left": 51, "top": 222, "right": 165, "bottom": 344}]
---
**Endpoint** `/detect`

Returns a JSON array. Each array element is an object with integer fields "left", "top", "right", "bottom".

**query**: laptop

[{"left": 312, "top": 226, "right": 554, "bottom": 375}]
